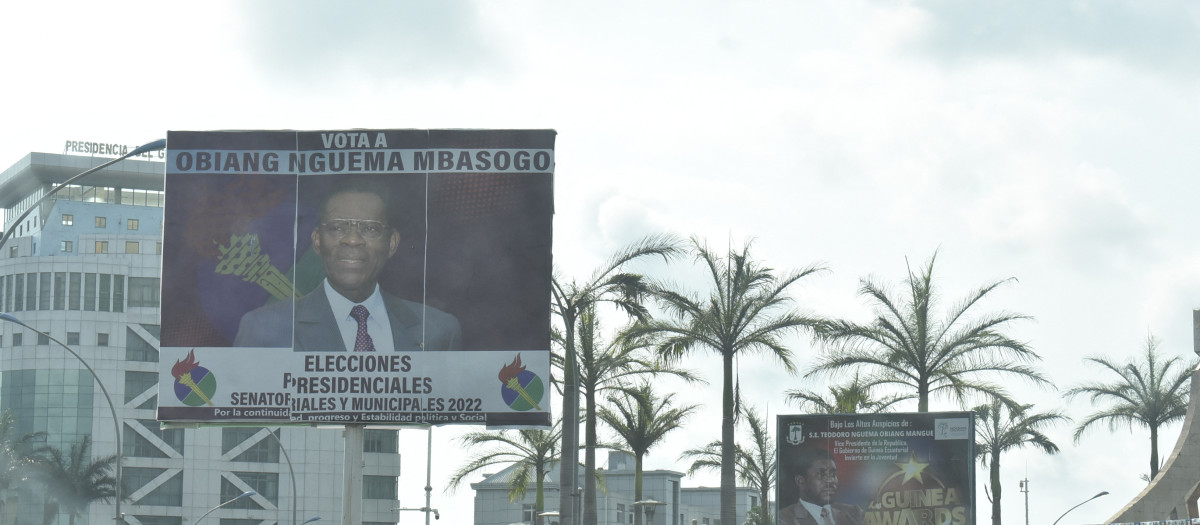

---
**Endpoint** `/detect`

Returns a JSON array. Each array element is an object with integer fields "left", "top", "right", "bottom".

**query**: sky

[{"left": 2, "top": 1, "right": 1200, "bottom": 524}]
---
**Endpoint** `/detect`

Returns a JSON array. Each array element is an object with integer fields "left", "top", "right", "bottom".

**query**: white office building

[{"left": 0, "top": 151, "right": 402, "bottom": 525}]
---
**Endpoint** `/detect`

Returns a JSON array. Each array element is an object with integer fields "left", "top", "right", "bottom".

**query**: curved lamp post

[
  {"left": 263, "top": 428, "right": 301, "bottom": 525},
  {"left": 196, "top": 490, "right": 256, "bottom": 525},
  {"left": 1052, "top": 491, "right": 1109, "bottom": 525},
  {"left": 0, "top": 312, "right": 124, "bottom": 523}
]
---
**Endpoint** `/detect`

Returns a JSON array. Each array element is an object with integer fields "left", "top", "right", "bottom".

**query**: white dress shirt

[{"left": 323, "top": 280, "right": 396, "bottom": 351}]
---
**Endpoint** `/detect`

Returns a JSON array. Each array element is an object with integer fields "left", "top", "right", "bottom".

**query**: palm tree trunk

[
  {"left": 760, "top": 484, "right": 771, "bottom": 525},
  {"left": 1149, "top": 424, "right": 1159, "bottom": 480},
  {"left": 560, "top": 314, "right": 579, "bottom": 525},
  {"left": 990, "top": 450, "right": 1002, "bottom": 525},
  {"left": 917, "top": 378, "right": 929, "bottom": 412},
  {"left": 721, "top": 351, "right": 737, "bottom": 525},
  {"left": 634, "top": 454, "right": 644, "bottom": 525},
  {"left": 536, "top": 464, "right": 546, "bottom": 525},
  {"left": 584, "top": 384, "right": 598, "bottom": 525}
]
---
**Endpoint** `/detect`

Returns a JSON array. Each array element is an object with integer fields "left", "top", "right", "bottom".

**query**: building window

[
  {"left": 97, "top": 333, "right": 109, "bottom": 347},
  {"left": 363, "top": 475, "right": 397, "bottom": 500},
  {"left": 113, "top": 275, "right": 124, "bottom": 312},
  {"left": 129, "top": 277, "right": 160, "bottom": 307},
  {"left": 523, "top": 504, "right": 537, "bottom": 524},
  {"left": 95, "top": 241, "right": 109, "bottom": 253},
  {"left": 60, "top": 241, "right": 73, "bottom": 252},
  {"left": 69, "top": 273, "right": 81, "bottom": 310},
  {"left": 126, "top": 469, "right": 183, "bottom": 506},
  {"left": 53, "top": 272, "right": 66, "bottom": 310},
  {"left": 126, "top": 327, "right": 158, "bottom": 362},
  {"left": 38, "top": 273, "right": 50, "bottom": 311},
  {"left": 135, "top": 517, "right": 181, "bottom": 525},
  {"left": 37, "top": 333, "right": 49, "bottom": 345},
  {"left": 223, "top": 427, "right": 279, "bottom": 463},
  {"left": 223, "top": 474, "right": 276, "bottom": 507},
  {"left": 127, "top": 219, "right": 139, "bottom": 230},
  {"left": 67, "top": 332, "right": 80, "bottom": 345},
  {"left": 84, "top": 273, "right": 96, "bottom": 311},
  {"left": 95, "top": 217, "right": 106, "bottom": 228},
  {"left": 99, "top": 274, "right": 111, "bottom": 312},
  {"left": 125, "top": 241, "right": 139, "bottom": 254},
  {"left": 125, "top": 419, "right": 184, "bottom": 456},
  {"left": 617, "top": 504, "right": 625, "bottom": 524},
  {"left": 7, "top": 246, "right": 15, "bottom": 258},
  {"left": 12, "top": 333, "right": 21, "bottom": 346},
  {"left": 12, "top": 275, "right": 22, "bottom": 311},
  {"left": 124, "top": 424, "right": 169, "bottom": 458},
  {"left": 364, "top": 429, "right": 398, "bottom": 453},
  {"left": 62, "top": 214, "right": 74, "bottom": 226},
  {"left": 124, "top": 371, "right": 159, "bottom": 403},
  {"left": 25, "top": 273, "right": 36, "bottom": 310}
]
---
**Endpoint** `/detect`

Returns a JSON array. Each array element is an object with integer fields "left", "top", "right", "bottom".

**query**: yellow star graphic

[{"left": 896, "top": 454, "right": 929, "bottom": 484}]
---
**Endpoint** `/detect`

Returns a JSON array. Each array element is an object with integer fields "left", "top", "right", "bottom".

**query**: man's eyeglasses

[{"left": 318, "top": 219, "right": 391, "bottom": 240}]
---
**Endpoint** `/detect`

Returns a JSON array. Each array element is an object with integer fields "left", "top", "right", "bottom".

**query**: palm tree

[
  {"left": 599, "top": 383, "right": 698, "bottom": 525},
  {"left": 1066, "top": 335, "right": 1196, "bottom": 480},
  {"left": 554, "top": 306, "right": 701, "bottom": 525},
  {"left": 36, "top": 435, "right": 118, "bottom": 525},
  {"left": 810, "top": 251, "right": 1047, "bottom": 412},
  {"left": 0, "top": 411, "right": 47, "bottom": 519},
  {"left": 974, "top": 397, "right": 1067, "bottom": 525},
  {"left": 785, "top": 373, "right": 913, "bottom": 414},
  {"left": 629, "top": 238, "right": 823, "bottom": 525},
  {"left": 552, "top": 234, "right": 682, "bottom": 525},
  {"left": 447, "top": 420, "right": 562, "bottom": 525},
  {"left": 680, "top": 405, "right": 776, "bottom": 525}
]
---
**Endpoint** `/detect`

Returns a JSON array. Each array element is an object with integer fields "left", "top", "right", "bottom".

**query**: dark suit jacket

[
  {"left": 778, "top": 502, "right": 864, "bottom": 525},
  {"left": 233, "top": 286, "right": 462, "bottom": 351}
]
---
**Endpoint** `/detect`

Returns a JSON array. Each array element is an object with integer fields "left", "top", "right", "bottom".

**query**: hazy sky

[{"left": 3, "top": 2, "right": 1200, "bottom": 524}]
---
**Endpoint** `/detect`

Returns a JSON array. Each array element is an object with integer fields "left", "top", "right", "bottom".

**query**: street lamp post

[
  {"left": 1052, "top": 491, "right": 1109, "bottom": 525},
  {"left": 264, "top": 428, "right": 300, "bottom": 525},
  {"left": 196, "top": 490, "right": 256, "bottom": 525},
  {"left": 0, "top": 313, "right": 125, "bottom": 524}
]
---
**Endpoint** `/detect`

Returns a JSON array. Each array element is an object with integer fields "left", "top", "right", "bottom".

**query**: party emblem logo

[
  {"left": 171, "top": 349, "right": 217, "bottom": 406},
  {"left": 498, "top": 354, "right": 544, "bottom": 411},
  {"left": 787, "top": 423, "right": 805, "bottom": 445}
]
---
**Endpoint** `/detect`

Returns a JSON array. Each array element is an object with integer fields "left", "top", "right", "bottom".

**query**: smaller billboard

[{"left": 777, "top": 412, "right": 974, "bottom": 525}]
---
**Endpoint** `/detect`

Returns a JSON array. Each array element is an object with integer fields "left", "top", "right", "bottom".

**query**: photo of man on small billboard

[{"left": 777, "top": 413, "right": 975, "bottom": 525}]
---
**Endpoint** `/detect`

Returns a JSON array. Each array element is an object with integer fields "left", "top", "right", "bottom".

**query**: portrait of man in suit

[
  {"left": 778, "top": 448, "right": 864, "bottom": 525},
  {"left": 234, "top": 178, "right": 462, "bottom": 352}
]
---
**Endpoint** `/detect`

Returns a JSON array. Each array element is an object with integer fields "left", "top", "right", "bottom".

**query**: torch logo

[
  {"left": 171, "top": 349, "right": 217, "bottom": 406},
  {"left": 498, "top": 354, "right": 545, "bottom": 411}
]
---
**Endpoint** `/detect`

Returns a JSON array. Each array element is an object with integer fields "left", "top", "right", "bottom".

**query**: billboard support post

[{"left": 343, "top": 424, "right": 365, "bottom": 525}]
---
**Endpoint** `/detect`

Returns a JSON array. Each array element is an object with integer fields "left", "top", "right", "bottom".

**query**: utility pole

[{"left": 1018, "top": 479, "right": 1029, "bottom": 525}]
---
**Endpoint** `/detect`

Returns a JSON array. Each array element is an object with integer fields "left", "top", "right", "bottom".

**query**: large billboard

[
  {"left": 777, "top": 412, "right": 975, "bottom": 525},
  {"left": 158, "top": 129, "right": 554, "bottom": 426}
]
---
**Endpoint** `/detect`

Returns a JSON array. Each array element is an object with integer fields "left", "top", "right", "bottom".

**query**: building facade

[
  {"left": 0, "top": 152, "right": 402, "bottom": 525},
  {"left": 469, "top": 451, "right": 760, "bottom": 525}
]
